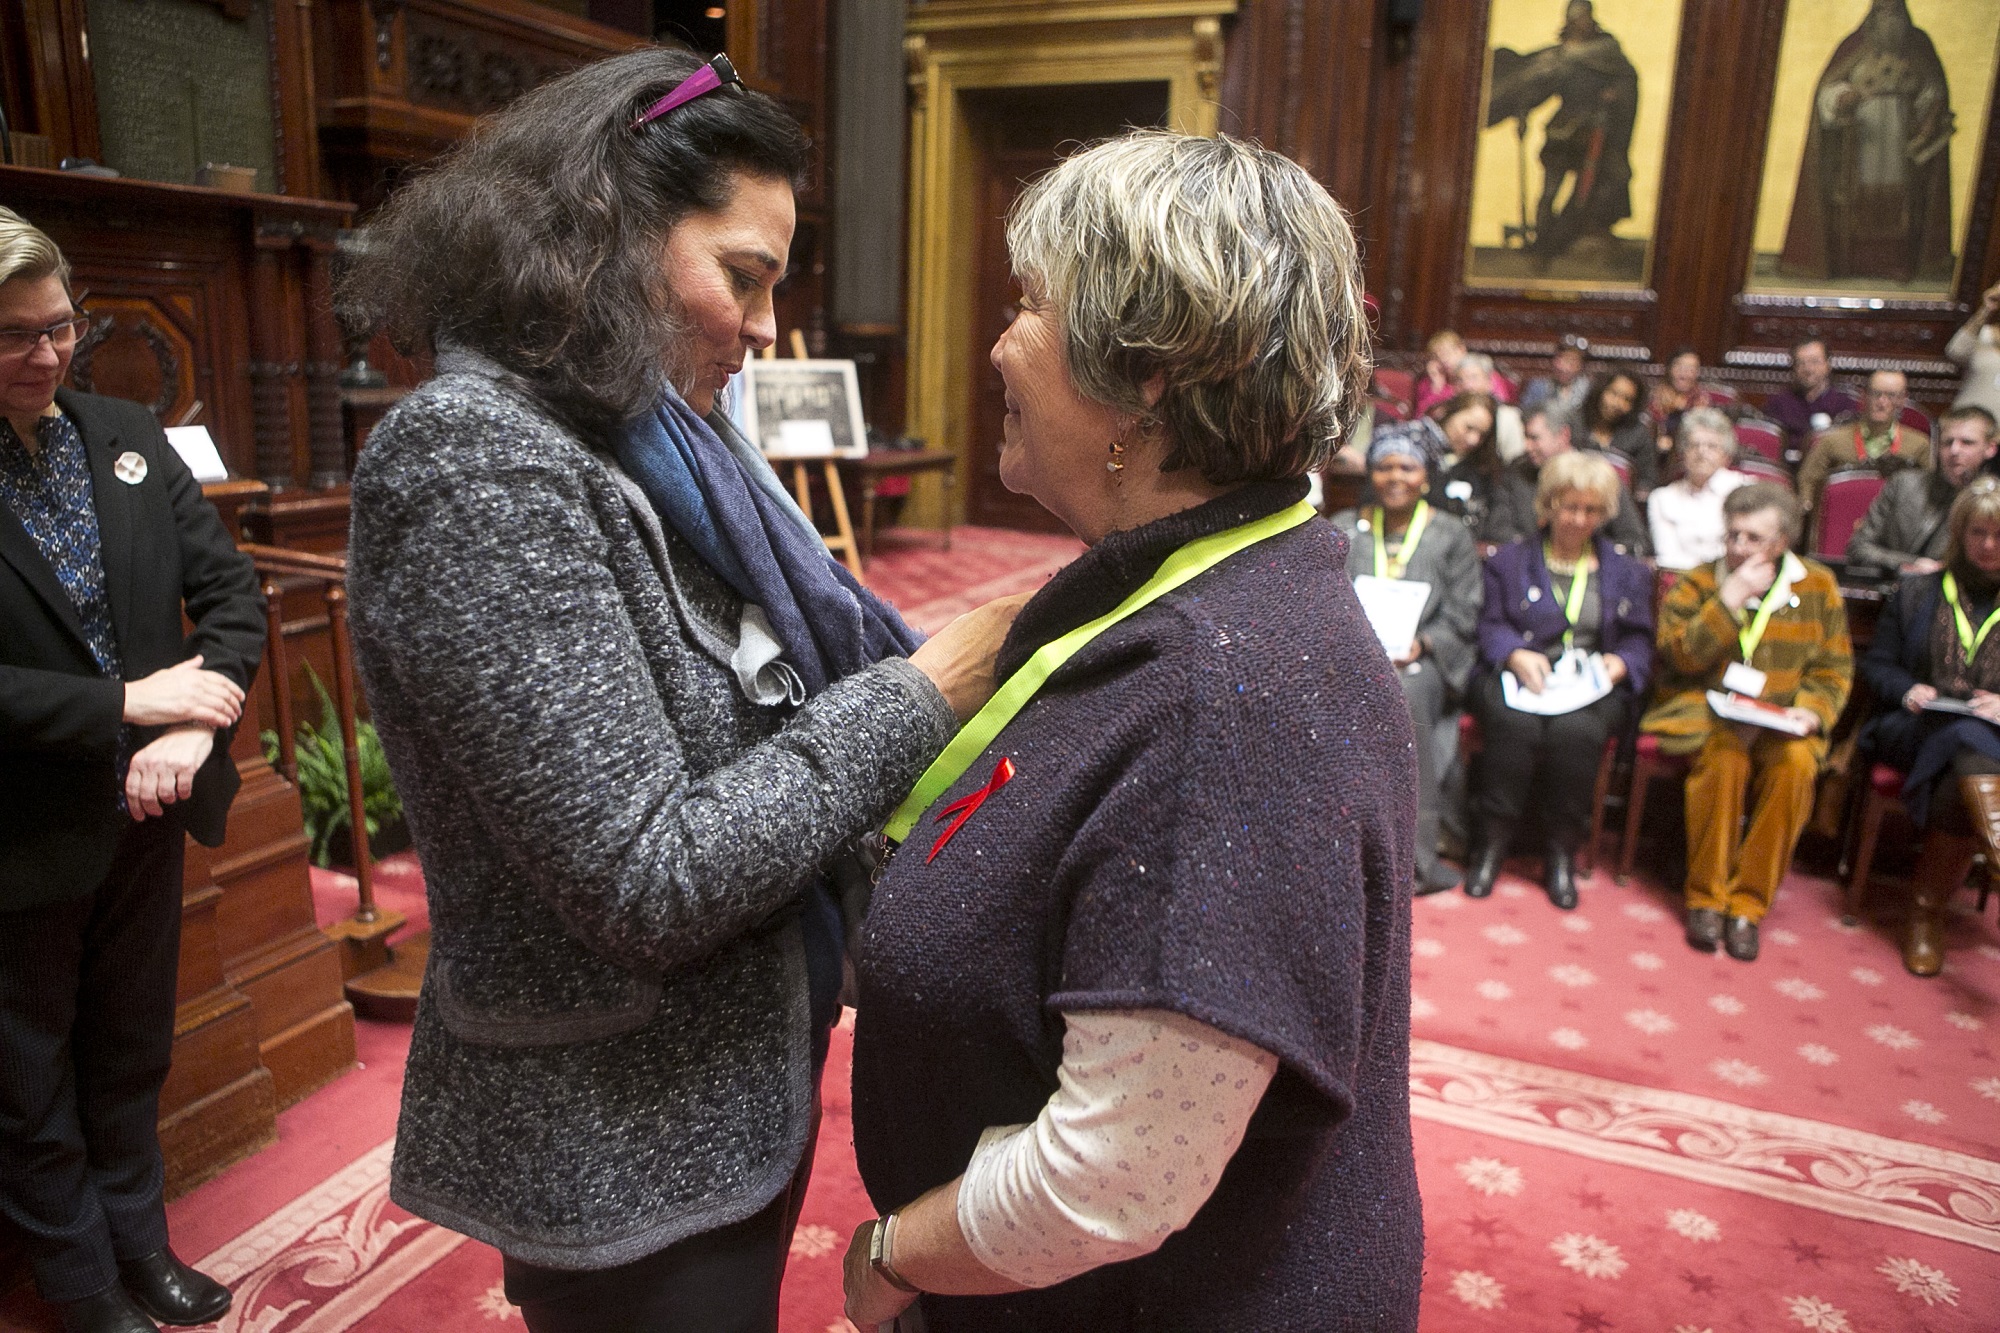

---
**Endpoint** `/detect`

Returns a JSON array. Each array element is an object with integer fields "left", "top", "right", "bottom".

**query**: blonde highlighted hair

[
  {"left": 1946, "top": 476, "right": 2000, "bottom": 571},
  {"left": 1004, "top": 130, "right": 1371, "bottom": 483},
  {"left": 1533, "top": 450, "right": 1621, "bottom": 527},
  {"left": 0, "top": 206, "right": 70, "bottom": 292}
]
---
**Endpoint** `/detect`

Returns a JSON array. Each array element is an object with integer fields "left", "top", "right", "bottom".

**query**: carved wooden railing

[{"left": 243, "top": 543, "right": 425, "bottom": 1019}]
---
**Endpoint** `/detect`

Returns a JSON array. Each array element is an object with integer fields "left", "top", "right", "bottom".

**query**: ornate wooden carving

[{"left": 69, "top": 307, "right": 190, "bottom": 420}]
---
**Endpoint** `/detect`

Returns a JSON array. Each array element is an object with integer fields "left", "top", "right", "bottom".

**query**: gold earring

[{"left": 1107, "top": 418, "right": 1133, "bottom": 475}]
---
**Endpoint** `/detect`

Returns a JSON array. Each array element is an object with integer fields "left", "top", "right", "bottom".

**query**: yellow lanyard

[
  {"left": 1544, "top": 543, "right": 1590, "bottom": 652},
  {"left": 1738, "top": 553, "right": 1802, "bottom": 661},
  {"left": 1371, "top": 501, "right": 1430, "bottom": 580},
  {"left": 1942, "top": 571, "right": 2000, "bottom": 662},
  {"left": 884, "top": 500, "right": 1317, "bottom": 844}
]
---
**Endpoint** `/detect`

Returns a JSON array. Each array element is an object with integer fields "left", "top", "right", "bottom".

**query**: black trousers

[
  {"left": 1471, "top": 674, "right": 1626, "bottom": 845},
  {"left": 502, "top": 1096, "right": 822, "bottom": 1333},
  {"left": 0, "top": 818, "right": 182, "bottom": 1303}
]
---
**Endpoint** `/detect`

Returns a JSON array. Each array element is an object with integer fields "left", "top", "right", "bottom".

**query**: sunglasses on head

[{"left": 631, "top": 54, "right": 743, "bottom": 131}]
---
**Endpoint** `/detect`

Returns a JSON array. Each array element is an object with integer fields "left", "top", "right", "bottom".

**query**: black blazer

[{"left": 1, "top": 388, "right": 265, "bottom": 908}]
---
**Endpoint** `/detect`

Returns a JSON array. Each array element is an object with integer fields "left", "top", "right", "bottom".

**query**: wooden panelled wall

[{"left": 1220, "top": 0, "right": 2000, "bottom": 406}]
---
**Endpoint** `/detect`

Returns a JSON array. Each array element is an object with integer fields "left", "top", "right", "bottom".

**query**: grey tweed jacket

[
  {"left": 346, "top": 353, "right": 956, "bottom": 1269},
  {"left": 1845, "top": 469, "right": 1955, "bottom": 572}
]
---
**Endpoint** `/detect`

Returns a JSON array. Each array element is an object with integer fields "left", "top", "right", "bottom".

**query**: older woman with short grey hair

[
  {"left": 1649, "top": 406, "right": 1751, "bottom": 571},
  {"left": 843, "top": 131, "right": 1423, "bottom": 1332}
]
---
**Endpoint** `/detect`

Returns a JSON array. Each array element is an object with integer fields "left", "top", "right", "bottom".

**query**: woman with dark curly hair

[
  {"left": 1580, "top": 369, "right": 1656, "bottom": 499},
  {"left": 340, "top": 49, "right": 1017, "bottom": 1331}
]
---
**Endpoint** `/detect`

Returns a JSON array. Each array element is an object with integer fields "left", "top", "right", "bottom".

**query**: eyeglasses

[
  {"left": 0, "top": 314, "right": 90, "bottom": 360},
  {"left": 631, "top": 54, "right": 743, "bottom": 131}
]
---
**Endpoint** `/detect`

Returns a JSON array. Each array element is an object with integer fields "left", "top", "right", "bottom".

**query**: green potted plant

[{"left": 262, "top": 667, "right": 407, "bottom": 869}]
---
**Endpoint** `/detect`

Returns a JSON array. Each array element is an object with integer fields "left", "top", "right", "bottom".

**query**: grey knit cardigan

[{"left": 346, "top": 353, "right": 957, "bottom": 1269}]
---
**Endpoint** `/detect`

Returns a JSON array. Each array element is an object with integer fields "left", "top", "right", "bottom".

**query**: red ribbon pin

[{"left": 927, "top": 756, "right": 1015, "bottom": 863}]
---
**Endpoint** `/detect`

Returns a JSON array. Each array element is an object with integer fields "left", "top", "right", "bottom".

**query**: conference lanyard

[
  {"left": 1371, "top": 501, "right": 1430, "bottom": 580},
  {"left": 1739, "top": 553, "right": 1804, "bottom": 661},
  {"left": 1544, "top": 544, "right": 1590, "bottom": 652},
  {"left": 1854, "top": 424, "right": 1898, "bottom": 461},
  {"left": 883, "top": 500, "right": 1318, "bottom": 845},
  {"left": 1942, "top": 571, "right": 2000, "bottom": 662}
]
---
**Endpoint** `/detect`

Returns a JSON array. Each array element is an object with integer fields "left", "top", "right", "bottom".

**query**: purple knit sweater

[{"left": 851, "top": 480, "right": 1424, "bottom": 1332}]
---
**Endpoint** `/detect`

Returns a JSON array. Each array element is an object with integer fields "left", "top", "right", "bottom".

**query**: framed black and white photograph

[{"left": 738, "top": 359, "right": 869, "bottom": 459}]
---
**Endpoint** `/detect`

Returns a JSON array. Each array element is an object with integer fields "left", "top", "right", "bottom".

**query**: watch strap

[{"left": 869, "top": 1214, "right": 919, "bottom": 1294}]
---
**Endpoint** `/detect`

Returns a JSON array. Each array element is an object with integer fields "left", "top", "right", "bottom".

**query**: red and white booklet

[{"left": 1706, "top": 690, "right": 1813, "bottom": 736}]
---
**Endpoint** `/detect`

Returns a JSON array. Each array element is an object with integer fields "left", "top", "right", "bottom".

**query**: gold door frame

[{"left": 901, "top": 0, "right": 1233, "bottom": 527}]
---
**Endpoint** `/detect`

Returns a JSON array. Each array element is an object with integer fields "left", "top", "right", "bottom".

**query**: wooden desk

[{"left": 839, "top": 449, "right": 959, "bottom": 559}]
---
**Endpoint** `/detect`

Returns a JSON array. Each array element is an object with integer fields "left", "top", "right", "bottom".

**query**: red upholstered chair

[
  {"left": 1373, "top": 368, "right": 1415, "bottom": 415},
  {"left": 1734, "top": 455, "right": 1793, "bottom": 489},
  {"left": 1617, "top": 733, "right": 1691, "bottom": 884},
  {"left": 1703, "top": 383, "right": 1740, "bottom": 406},
  {"left": 1814, "top": 468, "right": 1885, "bottom": 558},
  {"left": 1839, "top": 762, "right": 1907, "bottom": 921},
  {"left": 1733, "top": 417, "right": 1784, "bottom": 464},
  {"left": 1899, "top": 404, "right": 1935, "bottom": 441},
  {"left": 1372, "top": 396, "right": 1411, "bottom": 424}
]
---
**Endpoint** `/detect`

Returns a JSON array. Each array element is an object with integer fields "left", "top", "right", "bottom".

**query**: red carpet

[{"left": 7, "top": 526, "right": 1996, "bottom": 1331}]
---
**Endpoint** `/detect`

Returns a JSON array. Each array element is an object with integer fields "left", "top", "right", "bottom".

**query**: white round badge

[{"left": 113, "top": 451, "right": 148, "bottom": 485}]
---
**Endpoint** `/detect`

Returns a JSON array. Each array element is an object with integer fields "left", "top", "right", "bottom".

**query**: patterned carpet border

[{"left": 1411, "top": 1039, "right": 2000, "bottom": 1252}]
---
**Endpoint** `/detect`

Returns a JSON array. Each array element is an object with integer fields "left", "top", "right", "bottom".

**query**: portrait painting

[
  {"left": 1465, "top": 0, "right": 1686, "bottom": 289},
  {"left": 1748, "top": 0, "right": 2000, "bottom": 298}
]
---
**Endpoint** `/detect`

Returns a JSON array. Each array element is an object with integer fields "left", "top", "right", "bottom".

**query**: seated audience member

[
  {"left": 1860, "top": 479, "right": 2000, "bottom": 975},
  {"left": 1466, "top": 452, "right": 1654, "bottom": 908},
  {"left": 1520, "top": 403, "right": 1651, "bottom": 556},
  {"left": 1413, "top": 329, "right": 1469, "bottom": 416},
  {"left": 1649, "top": 407, "right": 1752, "bottom": 571},
  {"left": 1946, "top": 279, "right": 2000, "bottom": 423},
  {"left": 1455, "top": 353, "right": 1525, "bottom": 461},
  {"left": 1435, "top": 391, "right": 1537, "bottom": 547},
  {"left": 1797, "top": 369, "right": 1932, "bottom": 511},
  {"left": 1334, "top": 432, "right": 1482, "bottom": 895},
  {"left": 1580, "top": 370, "right": 1657, "bottom": 500},
  {"left": 1520, "top": 335, "right": 1590, "bottom": 418},
  {"left": 1763, "top": 338, "right": 1857, "bottom": 453},
  {"left": 1648, "top": 348, "right": 1720, "bottom": 453},
  {"left": 1848, "top": 406, "right": 1999, "bottom": 575},
  {"left": 1643, "top": 484, "right": 1853, "bottom": 962}
]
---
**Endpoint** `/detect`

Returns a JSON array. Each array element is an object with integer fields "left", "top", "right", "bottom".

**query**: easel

[{"left": 762, "top": 332, "right": 863, "bottom": 578}]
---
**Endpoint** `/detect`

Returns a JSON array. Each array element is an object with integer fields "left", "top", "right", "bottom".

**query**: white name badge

[{"left": 1723, "top": 662, "right": 1769, "bottom": 698}]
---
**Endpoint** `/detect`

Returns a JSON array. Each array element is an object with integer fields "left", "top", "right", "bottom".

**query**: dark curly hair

[{"left": 338, "top": 48, "right": 810, "bottom": 437}]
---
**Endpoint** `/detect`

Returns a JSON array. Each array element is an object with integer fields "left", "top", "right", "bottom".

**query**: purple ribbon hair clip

[{"left": 631, "top": 53, "right": 743, "bottom": 131}]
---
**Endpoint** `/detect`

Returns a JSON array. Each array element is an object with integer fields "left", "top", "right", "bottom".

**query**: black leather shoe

[
  {"left": 58, "top": 1287, "right": 156, "bottom": 1333},
  {"left": 1543, "top": 844, "right": 1578, "bottom": 910},
  {"left": 1724, "top": 915, "right": 1760, "bottom": 962},
  {"left": 1415, "top": 862, "right": 1463, "bottom": 896},
  {"left": 1685, "top": 908, "right": 1724, "bottom": 953},
  {"left": 1456, "top": 836, "right": 1504, "bottom": 896},
  {"left": 118, "top": 1250, "right": 229, "bottom": 1327}
]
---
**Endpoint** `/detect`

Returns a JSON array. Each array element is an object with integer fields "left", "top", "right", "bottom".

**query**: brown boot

[
  {"left": 1903, "top": 830, "right": 1976, "bottom": 977},
  {"left": 1959, "top": 774, "right": 2000, "bottom": 876}
]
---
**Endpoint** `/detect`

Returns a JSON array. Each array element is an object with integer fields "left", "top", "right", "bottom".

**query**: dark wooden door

[{"left": 962, "top": 83, "right": 1170, "bottom": 532}]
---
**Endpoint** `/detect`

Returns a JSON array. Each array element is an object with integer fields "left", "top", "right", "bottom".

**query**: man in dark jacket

[
  {"left": 0, "top": 209, "right": 263, "bottom": 1333},
  {"left": 1847, "top": 407, "right": 1997, "bottom": 574},
  {"left": 1517, "top": 402, "right": 1651, "bottom": 557}
]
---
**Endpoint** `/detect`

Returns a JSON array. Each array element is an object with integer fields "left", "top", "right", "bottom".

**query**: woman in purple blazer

[{"left": 1468, "top": 451, "right": 1654, "bottom": 908}]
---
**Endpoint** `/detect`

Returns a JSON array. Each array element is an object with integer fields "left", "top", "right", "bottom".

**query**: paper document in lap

[
  {"left": 1706, "top": 690, "right": 1812, "bottom": 736},
  {"left": 1352, "top": 575, "right": 1430, "bottom": 660},
  {"left": 1920, "top": 697, "right": 2000, "bottom": 725},
  {"left": 1501, "top": 650, "right": 1612, "bottom": 716}
]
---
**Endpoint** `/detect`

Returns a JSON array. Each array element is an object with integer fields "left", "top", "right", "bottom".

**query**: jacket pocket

[{"left": 429, "top": 956, "right": 662, "bottom": 1047}]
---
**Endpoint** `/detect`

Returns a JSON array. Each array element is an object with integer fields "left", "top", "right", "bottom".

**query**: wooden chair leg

[
  {"left": 1583, "top": 738, "right": 1617, "bottom": 878},
  {"left": 1844, "top": 789, "right": 1887, "bottom": 922},
  {"left": 1618, "top": 754, "right": 1655, "bottom": 885}
]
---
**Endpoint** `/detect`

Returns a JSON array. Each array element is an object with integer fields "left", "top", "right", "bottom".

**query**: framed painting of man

[
  {"left": 1747, "top": 0, "right": 2000, "bottom": 299},
  {"left": 1464, "top": 0, "right": 1687, "bottom": 290}
]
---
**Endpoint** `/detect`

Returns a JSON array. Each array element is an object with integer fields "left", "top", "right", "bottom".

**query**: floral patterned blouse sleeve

[{"left": 954, "top": 1007, "right": 1278, "bottom": 1288}]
